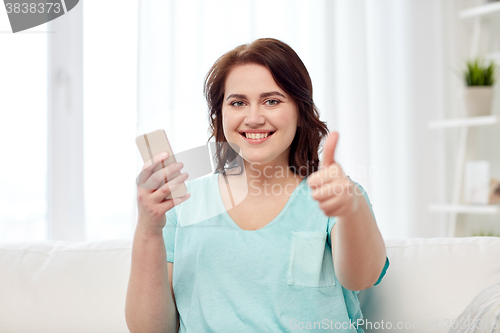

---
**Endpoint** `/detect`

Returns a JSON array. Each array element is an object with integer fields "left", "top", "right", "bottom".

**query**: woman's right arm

[
  {"left": 126, "top": 225, "right": 177, "bottom": 333},
  {"left": 125, "top": 152, "right": 189, "bottom": 333}
]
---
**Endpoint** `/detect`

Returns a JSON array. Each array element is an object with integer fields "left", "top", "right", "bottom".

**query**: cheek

[
  {"left": 221, "top": 116, "right": 239, "bottom": 141},
  {"left": 222, "top": 116, "right": 233, "bottom": 132},
  {"left": 223, "top": 111, "right": 243, "bottom": 129}
]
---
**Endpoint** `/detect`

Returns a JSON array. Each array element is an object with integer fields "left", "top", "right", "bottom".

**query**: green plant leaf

[{"left": 462, "top": 58, "right": 497, "bottom": 86}]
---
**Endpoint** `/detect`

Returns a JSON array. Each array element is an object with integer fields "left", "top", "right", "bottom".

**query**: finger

[
  {"left": 160, "top": 192, "right": 191, "bottom": 212},
  {"left": 307, "top": 164, "right": 343, "bottom": 188},
  {"left": 320, "top": 194, "right": 357, "bottom": 217},
  {"left": 310, "top": 181, "right": 344, "bottom": 202},
  {"left": 152, "top": 172, "right": 189, "bottom": 202},
  {"left": 138, "top": 152, "right": 169, "bottom": 185},
  {"left": 141, "top": 151, "right": 170, "bottom": 172},
  {"left": 318, "top": 195, "right": 344, "bottom": 217},
  {"left": 319, "top": 131, "right": 339, "bottom": 169},
  {"left": 141, "top": 161, "right": 184, "bottom": 191}
]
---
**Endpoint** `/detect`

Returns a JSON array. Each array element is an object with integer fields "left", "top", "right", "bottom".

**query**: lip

[
  {"left": 239, "top": 130, "right": 275, "bottom": 133},
  {"left": 239, "top": 131, "right": 274, "bottom": 145}
]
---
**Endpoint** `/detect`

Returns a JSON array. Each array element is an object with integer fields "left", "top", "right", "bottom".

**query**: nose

[{"left": 244, "top": 104, "right": 265, "bottom": 126}]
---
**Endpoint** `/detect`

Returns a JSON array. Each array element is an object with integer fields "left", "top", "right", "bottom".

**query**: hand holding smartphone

[{"left": 136, "top": 129, "right": 188, "bottom": 199}]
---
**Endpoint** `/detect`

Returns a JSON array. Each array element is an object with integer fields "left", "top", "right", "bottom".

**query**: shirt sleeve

[
  {"left": 374, "top": 256, "right": 390, "bottom": 286},
  {"left": 326, "top": 216, "right": 336, "bottom": 248},
  {"left": 163, "top": 206, "right": 178, "bottom": 263},
  {"left": 352, "top": 178, "right": 375, "bottom": 219}
]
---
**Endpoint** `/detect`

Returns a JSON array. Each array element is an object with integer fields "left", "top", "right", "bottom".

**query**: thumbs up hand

[{"left": 307, "top": 131, "right": 361, "bottom": 218}]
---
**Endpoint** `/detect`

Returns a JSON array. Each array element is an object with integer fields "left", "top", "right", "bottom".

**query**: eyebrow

[{"left": 226, "top": 91, "right": 286, "bottom": 101}]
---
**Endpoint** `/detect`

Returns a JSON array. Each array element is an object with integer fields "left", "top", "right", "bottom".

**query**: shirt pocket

[{"left": 287, "top": 231, "right": 336, "bottom": 288}]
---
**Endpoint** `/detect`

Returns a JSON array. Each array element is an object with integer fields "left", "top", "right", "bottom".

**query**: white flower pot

[{"left": 463, "top": 86, "right": 494, "bottom": 117}]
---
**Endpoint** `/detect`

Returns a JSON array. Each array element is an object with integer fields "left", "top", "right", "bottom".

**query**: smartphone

[{"left": 135, "top": 129, "right": 188, "bottom": 199}]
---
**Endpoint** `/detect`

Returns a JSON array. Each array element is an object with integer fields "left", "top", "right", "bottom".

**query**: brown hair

[{"left": 204, "top": 38, "right": 329, "bottom": 178}]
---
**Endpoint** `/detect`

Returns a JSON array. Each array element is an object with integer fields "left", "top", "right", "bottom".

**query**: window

[
  {"left": 0, "top": 21, "right": 48, "bottom": 242},
  {"left": 0, "top": 1, "right": 139, "bottom": 242}
]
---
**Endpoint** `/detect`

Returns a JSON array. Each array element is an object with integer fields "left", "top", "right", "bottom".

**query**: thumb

[{"left": 319, "top": 131, "right": 339, "bottom": 169}]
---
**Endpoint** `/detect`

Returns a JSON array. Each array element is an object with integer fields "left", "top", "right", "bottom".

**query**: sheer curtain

[
  {"left": 340, "top": 0, "right": 450, "bottom": 238},
  {"left": 137, "top": 0, "right": 452, "bottom": 239},
  {"left": 83, "top": 0, "right": 138, "bottom": 241}
]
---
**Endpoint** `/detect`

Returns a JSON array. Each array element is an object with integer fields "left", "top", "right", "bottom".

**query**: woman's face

[{"left": 222, "top": 63, "right": 298, "bottom": 170}]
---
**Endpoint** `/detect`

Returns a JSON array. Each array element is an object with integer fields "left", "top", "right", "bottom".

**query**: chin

[{"left": 242, "top": 155, "right": 278, "bottom": 165}]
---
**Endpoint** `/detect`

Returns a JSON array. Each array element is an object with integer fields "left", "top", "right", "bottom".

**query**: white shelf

[
  {"left": 428, "top": 115, "right": 499, "bottom": 129},
  {"left": 429, "top": 204, "right": 500, "bottom": 214},
  {"left": 460, "top": 2, "right": 500, "bottom": 19}
]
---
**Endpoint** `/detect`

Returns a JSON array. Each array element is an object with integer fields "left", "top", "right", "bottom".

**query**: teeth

[{"left": 245, "top": 132, "right": 270, "bottom": 139}]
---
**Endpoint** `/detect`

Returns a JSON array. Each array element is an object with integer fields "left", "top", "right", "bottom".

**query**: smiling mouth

[{"left": 239, "top": 132, "right": 275, "bottom": 139}]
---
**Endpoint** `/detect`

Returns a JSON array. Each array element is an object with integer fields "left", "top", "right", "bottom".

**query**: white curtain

[
  {"left": 333, "top": 0, "right": 451, "bottom": 239},
  {"left": 137, "top": 0, "right": 452, "bottom": 239}
]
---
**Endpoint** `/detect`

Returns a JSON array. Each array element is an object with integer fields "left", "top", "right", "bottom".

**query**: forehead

[{"left": 224, "top": 64, "right": 284, "bottom": 94}]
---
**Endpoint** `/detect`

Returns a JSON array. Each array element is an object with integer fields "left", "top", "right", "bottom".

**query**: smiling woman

[
  {"left": 204, "top": 38, "right": 328, "bottom": 182},
  {"left": 126, "top": 38, "right": 389, "bottom": 333}
]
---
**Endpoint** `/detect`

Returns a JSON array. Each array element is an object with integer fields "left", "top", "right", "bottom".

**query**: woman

[{"left": 126, "top": 38, "right": 389, "bottom": 333}]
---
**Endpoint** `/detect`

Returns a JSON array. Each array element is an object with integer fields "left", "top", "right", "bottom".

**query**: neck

[{"left": 240, "top": 158, "right": 304, "bottom": 198}]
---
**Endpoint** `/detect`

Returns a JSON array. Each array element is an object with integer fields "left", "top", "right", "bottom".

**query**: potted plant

[{"left": 462, "top": 59, "right": 497, "bottom": 116}]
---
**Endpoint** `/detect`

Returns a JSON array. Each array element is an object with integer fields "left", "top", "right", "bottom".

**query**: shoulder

[{"left": 295, "top": 176, "right": 317, "bottom": 202}]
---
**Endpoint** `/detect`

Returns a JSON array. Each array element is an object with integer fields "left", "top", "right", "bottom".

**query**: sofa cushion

[
  {"left": 2, "top": 236, "right": 500, "bottom": 333},
  {"left": 0, "top": 239, "right": 133, "bottom": 333},
  {"left": 358, "top": 237, "right": 500, "bottom": 333}
]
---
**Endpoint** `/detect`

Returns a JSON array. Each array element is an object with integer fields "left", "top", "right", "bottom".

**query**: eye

[
  {"left": 265, "top": 99, "right": 280, "bottom": 106},
  {"left": 231, "top": 101, "right": 245, "bottom": 107}
]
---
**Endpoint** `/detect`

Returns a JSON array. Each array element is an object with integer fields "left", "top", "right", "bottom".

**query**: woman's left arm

[
  {"left": 308, "top": 131, "right": 386, "bottom": 291},
  {"left": 331, "top": 190, "right": 386, "bottom": 291}
]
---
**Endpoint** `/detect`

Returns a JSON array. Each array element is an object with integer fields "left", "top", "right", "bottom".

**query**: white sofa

[{"left": 1, "top": 237, "right": 499, "bottom": 333}]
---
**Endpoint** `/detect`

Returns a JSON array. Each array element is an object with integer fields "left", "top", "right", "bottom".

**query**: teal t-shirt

[{"left": 163, "top": 172, "right": 389, "bottom": 332}]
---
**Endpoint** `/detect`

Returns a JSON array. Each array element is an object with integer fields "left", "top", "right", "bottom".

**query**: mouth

[
  {"left": 239, "top": 131, "right": 275, "bottom": 139},
  {"left": 238, "top": 131, "right": 275, "bottom": 144}
]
